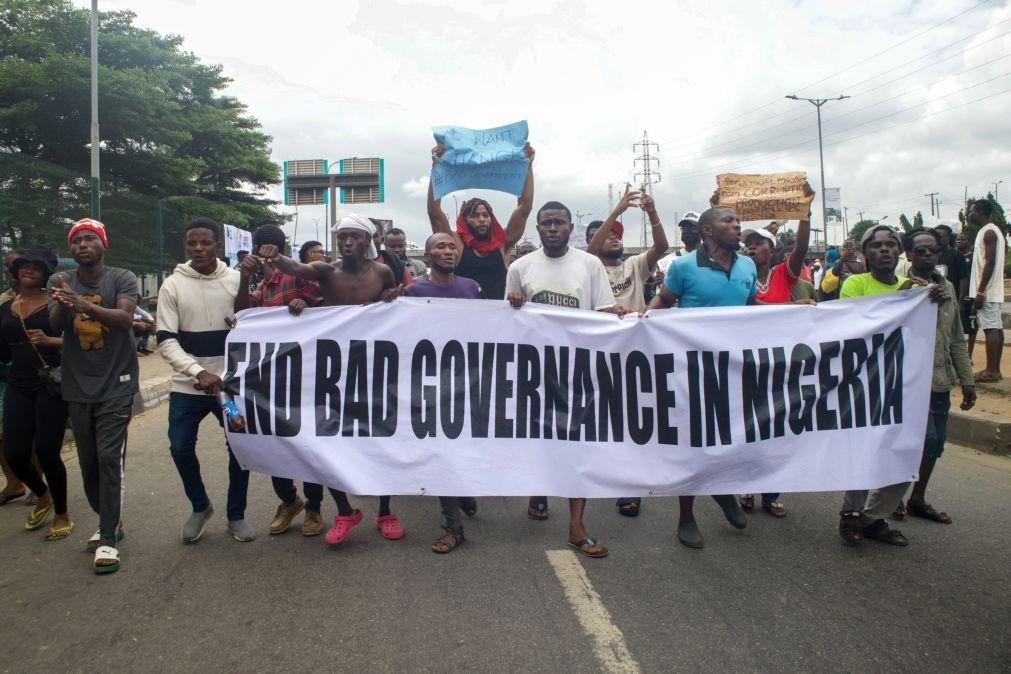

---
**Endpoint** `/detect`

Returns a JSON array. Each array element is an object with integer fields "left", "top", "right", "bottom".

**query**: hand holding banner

[
  {"left": 716, "top": 172, "right": 816, "bottom": 222},
  {"left": 431, "top": 120, "right": 530, "bottom": 200}
]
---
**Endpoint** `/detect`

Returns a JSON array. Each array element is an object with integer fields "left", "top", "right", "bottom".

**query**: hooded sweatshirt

[{"left": 157, "top": 260, "right": 240, "bottom": 395}]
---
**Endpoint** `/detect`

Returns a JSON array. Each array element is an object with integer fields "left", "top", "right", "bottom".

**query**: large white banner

[{"left": 224, "top": 291, "right": 937, "bottom": 497}]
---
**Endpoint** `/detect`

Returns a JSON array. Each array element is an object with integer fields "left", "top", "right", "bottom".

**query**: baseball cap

[
  {"left": 741, "top": 228, "right": 778, "bottom": 246},
  {"left": 678, "top": 211, "right": 701, "bottom": 227}
]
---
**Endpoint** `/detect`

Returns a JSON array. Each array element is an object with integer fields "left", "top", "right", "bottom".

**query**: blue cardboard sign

[{"left": 430, "top": 120, "right": 529, "bottom": 200}]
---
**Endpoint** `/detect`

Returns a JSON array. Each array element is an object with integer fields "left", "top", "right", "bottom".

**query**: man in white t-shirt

[
  {"left": 967, "top": 199, "right": 1005, "bottom": 382},
  {"left": 506, "top": 199, "right": 630, "bottom": 559},
  {"left": 586, "top": 186, "right": 669, "bottom": 313}
]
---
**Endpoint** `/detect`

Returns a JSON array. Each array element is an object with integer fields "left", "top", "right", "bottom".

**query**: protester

[
  {"left": 428, "top": 143, "right": 535, "bottom": 300},
  {"left": 371, "top": 225, "right": 410, "bottom": 286},
  {"left": 0, "top": 246, "right": 72, "bottom": 540},
  {"left": 891, "top": 229, "right": 975, "bottom": 525},
  {"left": 385, "top": 228, "right": 427, "bottom": 279},
  {"left": 955, "top": 231, "right": 979, "bottom": 353},
  {"left": 133, "top": 306, "right": 155, "bottom": 355},
  {"left": 934, "top": 225, "right": 963, "bottom": 293},
  {"left": 515, "top": 240, "right": 537, "bottom": 258},
  {"left": 158, "top": 218, "right": 254, "bottom": 543},
  {"left": 645, "top": 204, "right": 753, "bottom": 549},
  {"left": 48, "top": 218, "right": 138, "bottom": 574},
  {"left": 967, "top": 200, "right": 1003, "bottom": 382},
  {"left": 397, "top": 233, "right": 482, "bottom": 552},
  {"left": 818, "top": 239, "right": 864, "bottom": 300},
  {"left": 235, "top": 225, "right": 330, "bottom": 537},
  {"left": 836, "top": 225, "right": 947, "bottom": 547},
  {"left": 298, "top": 240, "right": 327, "bottom": 265},
  {"left": 738, "top": 183, "right": 814, "bottom": 517},
  {"left": 657, "top": 211, "right": 701, "bottom": 271},
  {"left": 256, "top": 214, "right": 405, "bottom": 546},
  {"left": 0, "top": 249, "right": 27, "bottom": 505},
  {"left": 586, "top": 185, "right": 668, "bottom": 516},
  {"left": 506, "top": 200, "right": 629, "bottom": 558}
]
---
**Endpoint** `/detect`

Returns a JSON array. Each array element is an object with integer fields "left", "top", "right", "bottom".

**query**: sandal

[
  {"left": 85, "top": 526, "right": 125, "bottom": 552},
  {"left": 568, "top": 538, "right": 609, "bottom": 558},
  {"left": 890, "top": 500, "right": 906, "bottom": 520},
  {"left": 458, "top": 497, "right": 477, "bottom": 518},
  {"left": 862, "top": 518, "right": 909, "bottom": 546},
  {"left": 376, "top": 513, "right": 405, "bottom": 540},
  {"left": 325, "top": 510, "right": 363, "bottom": 546},
  {"left": 907, "top": 500, "right": 952, "bottom": 524},
  {"left": 616, "top": 498, "right": 641, "bottom": 517},
  {"left": 838, "top": 511, "right": 863, "bottom": 545},
  {"left": 762, "top": 500, "right": 786, "bottom": 518},
  {"left": 93, "top": 545, "right": 120, "bottom": 574},
  {"left": 527, "top": 499, "right": 549, "bottom": 521},
  {"left": 25, "top": 502, "right": 54, "bottom": 531},
  {"left": 44, "top": 521, "right": 75, "bottom": 541},
  {"left": 432, "top": 529, "right": 464, "bottom": 554},
  {"left": 0, "top": 487, "right": 26, "bottom": 505},
  {"left": 739, "top": 494, "right": 755, "bottom": 512}
]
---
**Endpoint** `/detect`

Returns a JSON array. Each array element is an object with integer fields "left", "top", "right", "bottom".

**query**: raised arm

[
  {"left": 427, "top": 144, "right": 452, "bottom": 236},
  {"left": 257, "top": 245, "right": 327, "bottom": 281},
  {"left": 233, "top": 253, "right": 259, "bottom": 312},
  {"left": 788, "top": 182, "right": 816, "bottom": 278},
  {"left": 588, "top": 183, "right": 635, "bottom": 256},
  {"left": 641, "top": 191, "right": 668, "bottom": 269},
  {"left": 503, "top": 143, "right": 536, "bottom": 249},
  {"left": 50, "top": 274, "right": 135, "bottom": 332}
]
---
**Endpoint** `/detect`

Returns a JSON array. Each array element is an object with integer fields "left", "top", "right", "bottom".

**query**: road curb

[
  {"left": 947, "top": 409, "right": 1011, "bottom": 456},
  {"left": 133, "top": 376, "right": 172, "bottom": 415}
]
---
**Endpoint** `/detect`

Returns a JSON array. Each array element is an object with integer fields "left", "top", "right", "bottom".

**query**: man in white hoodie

[{"left": 157, "top": 218, "right": 254, "bottom": 543}]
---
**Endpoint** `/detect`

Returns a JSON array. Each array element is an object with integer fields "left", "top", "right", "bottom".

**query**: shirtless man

[{"left": 253, "top": 214, "right": 404, "bottom": 546}]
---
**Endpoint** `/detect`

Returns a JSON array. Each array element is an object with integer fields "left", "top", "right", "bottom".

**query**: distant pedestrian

[{"left": 967, "top": 200, "right": 1004, "bottom": 382}]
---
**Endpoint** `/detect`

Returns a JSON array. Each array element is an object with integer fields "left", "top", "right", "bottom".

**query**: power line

[
  {"left": 663, "top": 85, "right": 1011, "bottom": 181},
  {"left": 653, "top": 0, "right": 994, "bottom": 147}
]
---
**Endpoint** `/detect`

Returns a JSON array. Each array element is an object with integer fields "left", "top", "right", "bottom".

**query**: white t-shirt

[
  {"left": 505, "top": 247, "right": 616, "bottom": 311},
  {"left": 603, "top": 252, "right": 652, "bottom": 311},
  {"left": 969, "top": 222, "right": 1006, "bottom": 302}
]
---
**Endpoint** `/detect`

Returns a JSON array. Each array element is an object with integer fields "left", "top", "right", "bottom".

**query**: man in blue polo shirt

[{"left": 646, "top": 204, "right": 755, "bottom": 549}]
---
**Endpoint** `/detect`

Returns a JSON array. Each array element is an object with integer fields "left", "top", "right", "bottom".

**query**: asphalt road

[{"left": 0, "top": 406, "right": 1007, "bottom": 673}]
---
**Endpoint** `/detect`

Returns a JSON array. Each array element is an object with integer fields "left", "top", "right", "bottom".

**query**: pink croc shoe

[
  {"left": 325, "top": 509, "right": 363, "bottom": 546},
  {"left": 376, "top": 513, "right": 405, "bottom": 540}
]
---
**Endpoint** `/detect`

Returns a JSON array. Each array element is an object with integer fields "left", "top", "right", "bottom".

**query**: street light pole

[
  {"left": 995, "top": 180, "right": 1003, "bottom": 201},
  {"left": 786, "top": 94, "right": 849, "bottom": 251},
  {"left": 90, "top": 0, "right": 100, "bottom": 219}
]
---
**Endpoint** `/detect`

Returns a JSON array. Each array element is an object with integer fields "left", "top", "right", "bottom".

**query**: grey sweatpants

[
  {"left": 841, "top": 482, "right": 910, "bottom": 520},
  {"left": 69, "top": 395, "right": 133, "bottom": 547},
  {"left": 439, "top": 497, "right": 465, "bottom": 533}
]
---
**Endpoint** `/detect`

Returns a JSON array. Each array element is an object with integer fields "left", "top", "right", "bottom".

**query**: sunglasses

[{"left": 913, "top": 246, "right": 941, "bottom": 256}]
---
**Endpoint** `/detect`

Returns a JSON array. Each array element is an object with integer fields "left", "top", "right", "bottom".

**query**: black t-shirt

[
  {"left": 938, "top": 249, "right": 965, "bottom": 296},
  {"left": 0, "top": 299, "right": 62, "bottom": 392},
  {"left": 456, "top": 245, "right": 507, "bottom": 300}
]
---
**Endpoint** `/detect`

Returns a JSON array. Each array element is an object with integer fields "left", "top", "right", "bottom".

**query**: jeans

[
  {"left": 271, "top": 476, "right": 323, "bottom": 513},
  {"left": 924, "top": 391, "right": 950, "bottom": 460},
  {"left": 167, "top": 392, "right": 249, "bottom": 522}
]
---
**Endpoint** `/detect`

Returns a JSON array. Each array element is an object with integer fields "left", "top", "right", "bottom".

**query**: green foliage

[
  {"left": 912, "top": 211, "right": 924, "bottom": 230},
  {"left": 0, "top": 0, "right": 284, "bottom": 272},
  {"left": 898, "top": 214, "right": 912, "bottom": 232}
]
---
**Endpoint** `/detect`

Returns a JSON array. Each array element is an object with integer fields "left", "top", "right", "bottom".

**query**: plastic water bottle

[{"left": 217, "top": 392, "right": 246, "bottom": 432}]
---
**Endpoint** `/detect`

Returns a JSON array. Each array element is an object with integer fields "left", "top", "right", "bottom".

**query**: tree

[
  {"left": 777, "top": 228, "right": 796, "bottom": 247},
  {"left": 0, "top": 0, "right": 284, "bottom": 272},
  {"left": 849, "top": 218, "right": 885, "bottom": 244},
  {"left": 912, "top": 211, "right": 924, "bottom": 230},
  {"left": 898, "top": 214, "right": 912, "bottom": 232}
]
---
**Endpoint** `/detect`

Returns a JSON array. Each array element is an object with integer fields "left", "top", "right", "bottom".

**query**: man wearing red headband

[
  {"left": 426, "top": 143, "right": 535, "bottom": 300},
  {"left": 48, "top": 218, "right": 138, "bottom": 574}
]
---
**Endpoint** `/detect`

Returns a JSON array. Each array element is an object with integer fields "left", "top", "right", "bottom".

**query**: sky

[{"left": 77, "top": 0, "right": 1011, "bottom": 249}]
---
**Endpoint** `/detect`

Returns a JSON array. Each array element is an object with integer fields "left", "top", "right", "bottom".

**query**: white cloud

[{"left": 402, "top": 175, "right": 430, "bottom": 198}]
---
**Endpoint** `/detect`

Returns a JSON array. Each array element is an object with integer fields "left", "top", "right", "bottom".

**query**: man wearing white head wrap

[
  {"left": 332, "top": 214, "right": 379, "bottom": 260},
  {"left": 246, "top": 213, "right": 406, "bottom": 548}
]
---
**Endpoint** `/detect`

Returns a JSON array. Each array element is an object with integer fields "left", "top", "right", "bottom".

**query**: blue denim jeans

[{"left": 167, "top": 392, "right": 249, "bottom": 522}]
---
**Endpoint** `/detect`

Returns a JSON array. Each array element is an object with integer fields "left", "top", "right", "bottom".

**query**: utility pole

[
  {"left": 924, "top": 192, "right": 939, "bottom": 217},
  {"left": 843, "top": 206, "right": 850, "bottom": 239},
  {"left": 633, "top": 130, "right": 661, "bottom": 248},
  {"left": 607, "top": 183, "right": 614, "bottom": 213},
  {"left": 995, "top": 180, "right": 1003, "bottom": 201},
  {"left": 858, "top": 211, "right": 865, "bottom": 223},
  {"left": 575, "top": 210, "right": 592, "bottom": 226},
  {"left": 786, "top": 94, "right": 849, "bottom": 252},
  {"left": 90, "top": 0, "right": 100, "bottom": 219}
]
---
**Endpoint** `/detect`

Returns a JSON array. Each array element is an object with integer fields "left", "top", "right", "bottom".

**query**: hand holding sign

[
  {"left": 715, "top": 172, "right": 816, "bottom": 222},
  {"left": 430, "top": 120, "right": 531, "bottom": 200}
]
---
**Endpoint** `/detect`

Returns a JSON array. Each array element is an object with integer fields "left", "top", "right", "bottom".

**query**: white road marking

[{"left": 546, "top": 549, "right": 642, "bottom": 674}]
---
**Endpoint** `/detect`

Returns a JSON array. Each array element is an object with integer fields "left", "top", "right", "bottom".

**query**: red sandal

[
  {"left": 325, "top": 509, "right": 363, "bottom": 546},
  {"left": 376, "top": 513, "right": 405, "bottom": 540}
]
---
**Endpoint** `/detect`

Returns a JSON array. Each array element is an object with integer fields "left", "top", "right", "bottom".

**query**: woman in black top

[
  {"left": 427, "top": 143, "right": 536, "bottom": 300},
  {"left": 0, "top": 246, "right": 72, "bottom": 539}
]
